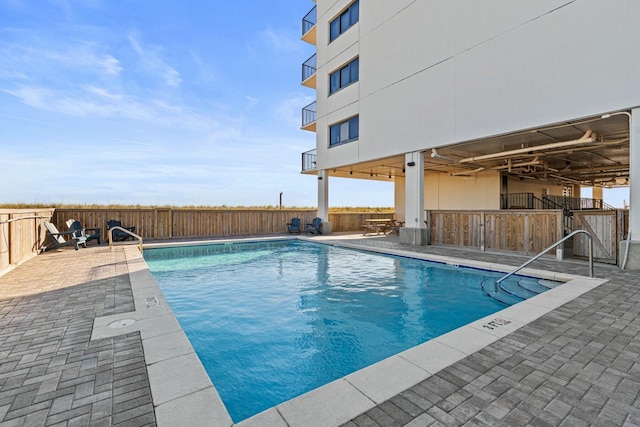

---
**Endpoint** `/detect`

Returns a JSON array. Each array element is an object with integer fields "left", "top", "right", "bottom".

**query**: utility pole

[{"left": 279, "top": 192, "right": 283, "bottom": 209}]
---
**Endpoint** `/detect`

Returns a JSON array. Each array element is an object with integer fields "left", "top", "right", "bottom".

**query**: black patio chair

[
  {"left": 107, "top": 219, "right": 136, "bottom": 241},
  {"left": 287, "top": 218, "right": 301, "bottom": 234},
  {"left": 306, "top": 217, "right": 322, "bottom": 235},
  {"left": 66, "top": 219, "right": 101, "bottom": 245}
]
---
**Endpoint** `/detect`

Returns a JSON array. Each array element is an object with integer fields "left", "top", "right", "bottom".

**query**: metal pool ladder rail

[
  {"left": 108, "top": 226, "right": 143, "bottom": 252},
  {"left": 493, "top": 230, "right": 594, "bottom": 291}
]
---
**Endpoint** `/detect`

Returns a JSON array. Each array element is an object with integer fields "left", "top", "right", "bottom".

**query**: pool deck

[{"left": 0, "top": 233, "right": 639, "bottom": 426}]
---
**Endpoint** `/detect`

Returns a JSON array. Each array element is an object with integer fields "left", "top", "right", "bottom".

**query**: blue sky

[
  {"left": 0, "top": 0, "right": 393, "bottom": 207},
  {"left": 0, "top": 1, "right": 629, "bottom": 208}
]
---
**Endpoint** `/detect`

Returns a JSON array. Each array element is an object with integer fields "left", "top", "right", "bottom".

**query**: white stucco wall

[
  {"left": 393, "top": 171, "right": 500, "bottom": 219},
  {"left": 314, "top": 0, "right": 640, "bottom": 170},
  {"left": 506, "top": 178, "right": 566, "bottom": 198},
  {"left": 425, "top": 172, "right": 501, "bottom": 210}
]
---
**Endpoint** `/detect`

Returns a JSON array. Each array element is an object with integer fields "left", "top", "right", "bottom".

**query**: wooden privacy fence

[
  {"left": 328, "top": 212, "right": 396, "bottom": 231},
  {"left": 0, "top": 208, "right": 55, "bottom": 276},
  {"left": 52, "top": 209, "right": 396, "bottom": 239},
  {"left": 428, "top": 209, "right": 564, "bottom": 255},
  {"left": 573, "top": 209, "right": 627, "bottom": 264},
  {"left": 0, "top": 208, "right": 563, "bottom": 261}
]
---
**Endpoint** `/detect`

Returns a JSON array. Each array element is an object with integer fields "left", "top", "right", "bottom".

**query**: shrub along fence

[{"left": 0, "top": 208, "right": 55, "bottom": 276}]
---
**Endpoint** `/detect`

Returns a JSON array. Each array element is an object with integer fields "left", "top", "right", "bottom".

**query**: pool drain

[{"left": 108, "top": 318, "right": 136, "bottom": 329}]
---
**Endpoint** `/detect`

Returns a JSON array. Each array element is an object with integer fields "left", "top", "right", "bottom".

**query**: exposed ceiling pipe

[
  {"left": 450, "top": 167, "right": 485, "bottom": 176},
  {"left": 492, "top": 158, "right": 541, "bottom": 170},
  {"left": 530, "top": 138, "right": 626, "bottom": 158},
  {"left": 431, "top": 148, "right": 457, "bottom": 162},
  {"left": 458, "top": 130, "right": 595, "bottom": 163},
  {"left": 431, "top": 148, "right": 485, "bottom": 170},
  {"left": 549, "top": 174, "right": 584, "bottom": 185}
]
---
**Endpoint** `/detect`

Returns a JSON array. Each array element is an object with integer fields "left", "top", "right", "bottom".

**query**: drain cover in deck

[{"left": 108, "top": 318, "right": 136, "bottom": 328}]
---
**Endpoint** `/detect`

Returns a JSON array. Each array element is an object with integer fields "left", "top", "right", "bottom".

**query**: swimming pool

[{"left": 144, "top": 240, "right": 551, "bottom": 422}]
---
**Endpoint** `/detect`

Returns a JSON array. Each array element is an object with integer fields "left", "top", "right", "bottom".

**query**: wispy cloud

[
  {"left": 48, "top": 47, "right": 122, "bottom": 76},
  {"left": 273, "top": 92, "right": 316, "bottom": 130},
  {"left": 128, "top": 33, "right": 182, "bottom": 87},
  {"left": 188, "top": 49, "right": 217, "bottom": 84},
  {"left": 245, "top": 96, "right": 258, "bottom": 110},
  {"left": 97, "top": 54, "right": 122, "bottom": 76},
  {"left": 257, "top": 25, "right": 301, "bottom": 53},
  {"left": 1, "top": 83, "right": 229, "bottom": 133},
  {"left": 0, "top": 37, "right": 122, "bottom": 79},
  {"left": 3, "top": 85, "right": 152, "bottom": 119}
]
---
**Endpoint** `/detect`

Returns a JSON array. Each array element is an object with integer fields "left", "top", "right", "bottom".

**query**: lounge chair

[
  {"left": 306, "top": 217, "right": 322, "bottom": 235},
  {"left": 107, "top": 220, "right": 136, "bottom": 241},
  {"left": 287, "top": 218, "right": 301, "bottom": 234},
  {"left": 66, "top": 219, "right": 101, "bottom": 245},
  {"left": 43, "top": 221, "right": 87, "bottom": 251}
]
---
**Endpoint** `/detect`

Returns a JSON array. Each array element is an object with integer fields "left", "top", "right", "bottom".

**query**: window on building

[
  {"left": 329, "top": 116, "right": 359, "bottom": 146},
  {"left": 329, "top": 57, "right": 359, "bottom": 95},
  {"left": 329, "top": 0, "right": 359, "bottom": 42}
]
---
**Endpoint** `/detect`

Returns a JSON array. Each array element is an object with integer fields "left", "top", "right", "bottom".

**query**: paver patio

[
  {"left": 0, "top": 235, "right": 639, "bottom": 426},
  {"left": 0, "top": 247, "right": 155, "bottom": 427},
  {"left": 335, "top": 238, "right": 640, "bottom": 427}
]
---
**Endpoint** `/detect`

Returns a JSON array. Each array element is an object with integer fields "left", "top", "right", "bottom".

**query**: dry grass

[{"left": 0, "top": 203, "right": 394, "bottom": 213}]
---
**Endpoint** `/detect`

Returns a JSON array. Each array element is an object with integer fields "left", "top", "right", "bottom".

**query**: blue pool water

[{"left": 144, "top": 240, "right": 543, "bottom": 422}]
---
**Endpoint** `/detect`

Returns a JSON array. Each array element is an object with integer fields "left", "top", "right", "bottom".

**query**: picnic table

[{"left": 361, "top": 218, "right": 395, "bottom": 235}]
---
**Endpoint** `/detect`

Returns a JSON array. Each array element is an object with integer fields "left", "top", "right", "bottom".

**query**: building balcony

[
  {"left": 301, "top": 101, "right": 317, "bottom": 132},
  {"left": 302, "top": 149, "right": 317, "bottom": 172},
  {"left": 302, "top": 54, "right": 316, "bottom": 88},
  {"left": 302, "top": 5, "right": 316, "bottom": 45}
]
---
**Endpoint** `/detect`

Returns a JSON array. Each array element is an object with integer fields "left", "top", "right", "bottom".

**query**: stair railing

[{"left": 493, "top": 230, "right": 593, "bottom": 291}]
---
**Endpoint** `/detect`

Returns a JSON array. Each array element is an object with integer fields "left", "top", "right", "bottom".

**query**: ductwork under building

[{"left": 458, "top": 130, "right": 595, "bottom": 163}]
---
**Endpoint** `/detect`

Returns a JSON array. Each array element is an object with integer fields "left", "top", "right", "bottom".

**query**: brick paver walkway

[
  {"left": 1, "top": 237, "right": 639, "bottom": 426},
  {"left": 0, "top": 247, "right": 155, "bottom": 427},
  {"left": 336, "top": 238, "right": 640, "bottom": 427}
]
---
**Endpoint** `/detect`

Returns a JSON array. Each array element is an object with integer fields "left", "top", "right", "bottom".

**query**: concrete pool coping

[{"left": 90, "top": 236, "right": 608, "bottom": 427}]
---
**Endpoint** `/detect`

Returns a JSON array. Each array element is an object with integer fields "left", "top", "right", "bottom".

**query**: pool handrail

[
  {"left": 108, "top": 226, "right": 143, "bottom": 252},
  {"left": 495, "top": 229, "right": 593, "bottom": 287}
]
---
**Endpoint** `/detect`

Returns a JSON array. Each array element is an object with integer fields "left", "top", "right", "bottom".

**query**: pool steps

[{"left": 481, "top": 277, "right": 562, "bottom": 305}]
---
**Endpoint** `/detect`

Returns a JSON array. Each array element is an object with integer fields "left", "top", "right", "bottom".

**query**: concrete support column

[
  {"left": 620, "top": 108, "right": 640, "bottom": 268},
  {"left": 630, "top": 108, "right": 640, "bottom": 238},
  {"left": 317, "top": 170, "right": 332, "bottom": 234},
  {"left": 592, "top": 186, "right": 603, "bottom": 201},
  {"left": 399, "top": 152, "right": 428, "bottom": 245}
]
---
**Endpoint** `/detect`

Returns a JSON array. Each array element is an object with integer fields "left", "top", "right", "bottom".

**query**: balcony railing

[
  {"left": 302, "top": 149, "right": 317, "bottom": 172},
  {"left": 302, "top": 6, "right": 316, "bottom": 37},
  {"left": 302, "top": 101, "right": 317, "bottom": 128},
  {"left": 302, "top": 53, "right": 316, "bottom": 83}
]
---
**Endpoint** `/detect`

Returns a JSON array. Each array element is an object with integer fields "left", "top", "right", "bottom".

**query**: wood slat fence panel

[
  {"left": 573, "top": 210, "right": 626, "bottom": 264},
  {"left": 0, "top": 208, "right": 55, "bottom": 277},
  {"left": 51, "top": 208, "right": 562, "bottom": 257},
  {"left": 430, "top": 210, "right": 562, "bottom": 255},
  {"left": 328, "top": 213, "right": 395, "bottom": 232},
  {"left": 52, "top": 209, "right": 398, "bottom": 238}
]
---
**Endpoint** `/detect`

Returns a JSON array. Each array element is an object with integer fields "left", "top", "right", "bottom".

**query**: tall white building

[{"left": 300, "top": 1, "right": 640, "bottom": 265}]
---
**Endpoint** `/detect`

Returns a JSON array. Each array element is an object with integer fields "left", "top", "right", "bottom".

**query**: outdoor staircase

[{"left": 481, "top": 277, "right": 561, "bottom": 305}]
